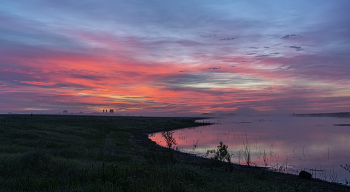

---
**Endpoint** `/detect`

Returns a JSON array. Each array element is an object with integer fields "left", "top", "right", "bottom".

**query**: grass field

[{"left": 0, "top": 114, "right": 349, "bottom": 191}]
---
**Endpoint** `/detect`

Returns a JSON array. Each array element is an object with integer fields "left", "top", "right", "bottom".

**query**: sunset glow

[{"left": 1, "top": 1, "right": 350, "bottom": 115}]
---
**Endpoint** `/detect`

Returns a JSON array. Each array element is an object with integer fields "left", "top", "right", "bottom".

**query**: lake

[{"left": 149, "top": 115, "right": 350, "bottom": 184}]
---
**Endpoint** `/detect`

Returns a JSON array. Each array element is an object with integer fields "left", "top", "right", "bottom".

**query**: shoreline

[
  {"left": 133, "top": 122, "right": 350, "bottom": 191},
  {"left": 1, "top": 114, "right": 349, "bottom": 191}
]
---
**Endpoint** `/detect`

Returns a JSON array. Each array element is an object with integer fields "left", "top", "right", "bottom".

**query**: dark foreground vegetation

[{"left": 0, "top": 115, "right": 349, "bottom": 191}]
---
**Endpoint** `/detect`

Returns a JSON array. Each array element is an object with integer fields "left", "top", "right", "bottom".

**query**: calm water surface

[{"left": 149, "top": 115, "right": 350, "bottom": 184}]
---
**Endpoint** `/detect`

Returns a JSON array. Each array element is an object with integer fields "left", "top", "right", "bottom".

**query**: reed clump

[{"left": 206, "top": 141, "right": 234, "bottom": 171}]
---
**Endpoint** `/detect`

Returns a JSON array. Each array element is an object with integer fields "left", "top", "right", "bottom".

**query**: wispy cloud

[{"left": 1, "top": 0, "right": 350, "bottom": 114}]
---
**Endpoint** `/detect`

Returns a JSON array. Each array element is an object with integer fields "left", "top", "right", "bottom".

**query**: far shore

[{"left": 292, "top": 112, "right": 350, "bottom": 118}]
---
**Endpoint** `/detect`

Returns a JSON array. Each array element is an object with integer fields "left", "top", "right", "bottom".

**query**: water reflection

[{"left": 149, "top": 115, "right": 350, "bottom": 184}]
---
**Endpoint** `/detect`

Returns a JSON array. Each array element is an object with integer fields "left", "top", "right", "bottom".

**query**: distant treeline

[{"left": 292, "top": 112, "right": 350, "bottom": 117}]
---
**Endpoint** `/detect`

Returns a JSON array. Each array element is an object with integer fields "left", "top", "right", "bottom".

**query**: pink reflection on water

[{"left": 149, "top": 115, "right": 350, "bottom": 184}]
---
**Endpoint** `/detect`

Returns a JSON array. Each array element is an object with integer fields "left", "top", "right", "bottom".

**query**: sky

[{"left": 1, "top": 0, "right": 350, "bottom": 115}]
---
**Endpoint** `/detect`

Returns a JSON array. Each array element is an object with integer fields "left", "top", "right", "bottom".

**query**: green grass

[{"left": 0, "top": 114, "right": 348, "bottom": 191}]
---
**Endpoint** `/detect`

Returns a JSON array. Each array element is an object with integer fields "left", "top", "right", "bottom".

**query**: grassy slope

[{"left": 0, "top": 115, "right": 348, "bottom": 192}]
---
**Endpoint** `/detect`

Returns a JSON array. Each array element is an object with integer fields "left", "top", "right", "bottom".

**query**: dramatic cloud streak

[{"left": 1, "top": 0, "right": 350, "bottom": 115}]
